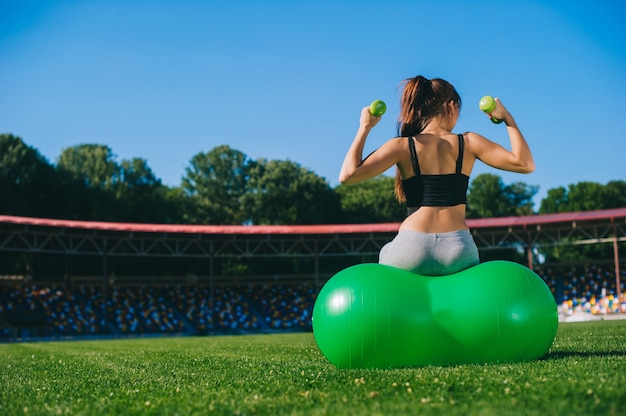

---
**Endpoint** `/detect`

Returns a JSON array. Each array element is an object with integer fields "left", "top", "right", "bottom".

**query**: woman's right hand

[{"left": 360, "top": 106, "right": 382, "bottom": 129}]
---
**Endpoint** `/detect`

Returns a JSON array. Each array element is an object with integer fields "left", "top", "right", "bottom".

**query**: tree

[
  {"left": 334, "top": 176, "right": 405, "bottom": 223},
  {"left": 605, "top": 180, "right": 626, "bottom": 207},
  {"left": 56, "top": 144, "right": 177, "bottom": 222},
  {"left": 566, "top": 182, "right": 609, "bottom": 212},
  {"left": 539, "top": 180, "right": 626, "bottom": 213},
  {"left": 159, "top": 186, "right": 188, "bottom": 224},
  {"left": 55, "top": 144, "right": 119, "bottom": 220},
  {"left": 538, "top": 180, "right": 626, "bottom": 262},
  {"left": 243, "top": 158, "right": 341, "bottom": 225},
  {"left": 116, "top": 158, "right": 176, "bottom": 223},
  {"left": 538, "top": 187, "right": 568, "bottom": 214},
  {"left": 504, "top": 181, "right": 538, "bottom": 215},
  {"left": 466, "top": 173, "right": 538, "bottom": 219},
  {"left": 181, "top": 145, "right": 250, "bottom": 225},
  {"left": 0, "top": 133, "right": 64, "bottom": 217},
  {"left": 57, "top": 144, "right": 119, "bottom": 190}
]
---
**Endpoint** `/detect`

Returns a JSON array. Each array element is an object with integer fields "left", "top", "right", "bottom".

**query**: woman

[{"left": 339, "top": 76, "right": 535, "bottom": 276}]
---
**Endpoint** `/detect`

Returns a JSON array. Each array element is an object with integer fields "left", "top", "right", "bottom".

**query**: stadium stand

[
  {"left": 244, "top": 283, "right": 316, "bottom": 330},
  {"left": 1, "top": 268, "right": 624, "bottom": 341},
  {"left": 538, "top": 265, "right": 626, "bottom": 316},
  {"left": 1, "top": 209, "right": 625, "bottom": 340},
  {"left": 0, "top": 282, "right": 319, "bottom": 340}
]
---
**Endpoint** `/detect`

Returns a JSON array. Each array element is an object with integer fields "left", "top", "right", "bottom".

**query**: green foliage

[
  {"left": 115, "top": 158, "right": 178, "bottom": 223},
  {"left": 159, "top": 186, "right": 188, "bottom": 224},
  {"left": 220, "top": 258, "right": 250, "bottom": 276},
  {"left": 118, "top": 158, "right": 161, "bottom": 189},
  {"left": 539, "top": 187, "right": 568, "bottom": 214},
  {"left": 0, "top": 321, "right": 624, "bottom": 415},
  {"left": 335, "top": 176, "right": 405, "bottom": 223},
  {"left": 57, "top": 144, "right": 119, "bottom": 190},
  {"left": 181, "top": 145, "right": 250, "bottom": 225},
  {"left": 605, "top": 180, "right": 626, "bottom": 205},
  {"left": 244, "top": 159, "right": 341, "bottom": 225},
  {"left": 2, "top": 133, "right": 624, "bottom": 230},
  {"left": 0, "top": 134, "right": 64, "bottom": 217},
  {"left": 466, "top": 173, "right": 538, "bottom": 219},
  {"left": 538, "top": 180, "right": 626, "bottom": 262},
  {"left": 539, "top": 180, "right": 626, "bottom": 214},
  {"left": 55, "top": 144, "right": 180, "bottom": 222}
]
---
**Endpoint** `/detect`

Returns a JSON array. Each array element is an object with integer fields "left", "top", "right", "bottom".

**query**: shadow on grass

[{"left": 543, "top": 350, "right": 626, "bottom": 361}]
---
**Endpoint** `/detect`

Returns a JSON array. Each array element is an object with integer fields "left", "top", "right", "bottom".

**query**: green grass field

[{"left": 1, "top": 320, "right": 625, "bottom": 416}]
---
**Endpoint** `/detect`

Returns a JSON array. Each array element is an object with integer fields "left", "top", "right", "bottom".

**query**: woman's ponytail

[{"left": 393, "top": 76, "right": 461, "bottom": 205}]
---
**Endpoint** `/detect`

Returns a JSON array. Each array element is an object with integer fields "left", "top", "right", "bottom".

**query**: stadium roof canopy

[
  {"left": 1, "top": 206, "right": 624, "bottom": 247},
  {"left": 0, "top": 208, "right": 624, "bottom": 288}
]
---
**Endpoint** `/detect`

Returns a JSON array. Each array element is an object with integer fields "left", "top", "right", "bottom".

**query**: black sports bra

[{"left": 401, "top": 134, "right": 469, "bottom": 212}]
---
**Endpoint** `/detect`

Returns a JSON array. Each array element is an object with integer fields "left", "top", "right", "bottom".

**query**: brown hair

[{"left": 394, "top": 76, "right": 462, "bottom": 202}]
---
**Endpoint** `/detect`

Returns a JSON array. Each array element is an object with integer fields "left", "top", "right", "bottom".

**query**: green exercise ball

[{"left": 312, "top": 261, "right": 558, "bottom": 369}]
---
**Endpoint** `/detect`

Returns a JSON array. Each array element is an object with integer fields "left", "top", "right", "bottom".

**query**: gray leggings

[{"left": 379, "top": 230, "right": 479, "bottom": 276}]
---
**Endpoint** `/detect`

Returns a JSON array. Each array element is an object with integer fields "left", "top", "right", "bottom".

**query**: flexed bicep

[
  {"left": 468, "top": 132, "right": 535, "bottom": 174},
  {"left": 340, "top": 138, "right": 404, "bottom": 184}
]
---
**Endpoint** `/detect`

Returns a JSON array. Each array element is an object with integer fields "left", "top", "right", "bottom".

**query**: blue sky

[{"left": 1, "top": 0, "right": 625, "bottom": 210}]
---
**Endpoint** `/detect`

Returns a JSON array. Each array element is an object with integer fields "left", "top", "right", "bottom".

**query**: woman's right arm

[
  {"left": 339, "top": 107, "right": 403, "bottom": 184},
  {"left": 468, "top": 99, "right": 535, "bottom": 174}
]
